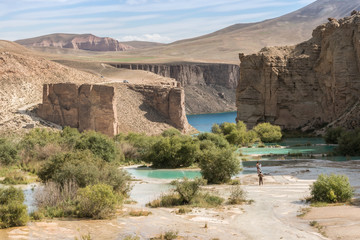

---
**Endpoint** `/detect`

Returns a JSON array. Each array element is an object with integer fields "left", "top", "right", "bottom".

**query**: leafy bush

[
  {"left": 0, "top": 138, "right": 19, "bottom": 166},
  {"left": 310, "top": 174, "right": 354, "bottom": 203},
  {"left": 38, "top": 150, "right": 131, "bottom": 195},
  {"left": 38, "top": 150, "right": 101, "bottom": 188},
  {"left": 197, "top": 132, "right": 229, "bottom": 148},
  {"left": 190, "top": 192, "right": 224, "bottom": 207},
  {"left": 253, "top": 122, "right": 282, "bottom": 143},
  {"left": 1, "top": 170, "right": 28, "bottom": 185},
  {"left": 76, "top": 184, "right": 118, "bottom": 219},
  {"left": 199, "top": 146, "right": 241, "bottom": 184},
  {"left": 161, "top": 128, "right": 181, "bottom": 137},
  {"left": 147, "top": 193, "right": 182, "bottom": 208},
  {"left": 20, "top": 128, "right": 60, "bottom": 150},
  {"left": 335, "top": 128, "right": 360, "bottom": 156},
  {"left": 171, "top": 178, "right": 206, "bottom": 204},
  {"left": 0, "top": 187, "right": 28, "bottom": 228},
  {"left": 211, "top": 122, "right": 260, "bottom": 146},
  {"left": 228, "top": 186, "right": 247, "bottom": 204},
  {"left": 146, "top": 135, "right": 199, "bottom": 168},
  {"left": 324, "top": 127, "right": 345, "bottom": 144},
  {"left": 75, "top": 131, "right": 116, "bottom": 162}
]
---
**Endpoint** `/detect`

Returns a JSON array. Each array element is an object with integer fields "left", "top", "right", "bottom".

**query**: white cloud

[{"left": 121, "top": 34, "right": 171, "bottom": 42}]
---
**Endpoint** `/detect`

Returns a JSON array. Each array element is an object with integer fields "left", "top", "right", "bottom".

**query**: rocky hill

[
  {"left": 236, "top": 11, "right": 360, "bottom": 131},
  {"left": 0, "top": 41, "right": 192, "bottom": 135},
  {"left": 15, "top": 33, "right": 134, "bottom": 52}
]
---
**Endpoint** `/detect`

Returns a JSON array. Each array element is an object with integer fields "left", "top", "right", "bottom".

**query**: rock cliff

[
  {"left": 111, "top": 63, "right": 239, "bottom": 114},
  {"left": 236, "top": 12, "right": 360, "bottom": 130},
  {"left": 37, "top": 82, "right": 192, "bottom": 136},
  {"left": 16, "top": 33, "right": 134, "bottom": 51}
]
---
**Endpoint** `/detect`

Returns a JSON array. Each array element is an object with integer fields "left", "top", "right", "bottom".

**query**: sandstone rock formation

[
  {"left": 16, "top": 34, "right": 134, "bottom": 51},
  {"left": 111, "top": 63, "right": 239, "bottom": 114},
  {"left": 236, "top": 12, "right": 360, "bottom": 130},
  {"left": 37, "top": 82, "right": 191, "bottom": 136}
]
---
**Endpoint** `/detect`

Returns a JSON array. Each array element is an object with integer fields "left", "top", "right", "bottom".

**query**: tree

[
  {"left": 75, "top": 131, "right": 116, "bottom": 162},
  {"left": 199, "top": 146, "right": 241, "bottom": 184},
  {"left": 253, "top": 122, "right": 282, "bottom": 143}
]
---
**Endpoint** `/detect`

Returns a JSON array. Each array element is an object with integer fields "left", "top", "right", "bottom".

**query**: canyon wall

[
  {"left": 38, "top": 83, "right": 118, "bottom": 136},
  {"left": 37, "top": 82, "right": 191, "bottom": 136},
  {"left": 236, "top": 13, "right": 360, "bottom": 130},
  {"left": 111, "top": 63, "right": 240, "bottom": 114}
]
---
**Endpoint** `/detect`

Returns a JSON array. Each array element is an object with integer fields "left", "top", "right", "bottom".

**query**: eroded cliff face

[
  {"left": 37, "top": 82, "right": 192, "bottom": 136},
  {"left": 237, "top": 13, "right": 360, "bottom": 130},
  {"left": 111, "top": 63, "right": 239, "bottom": 114}
]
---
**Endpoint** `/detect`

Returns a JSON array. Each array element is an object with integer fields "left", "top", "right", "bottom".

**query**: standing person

[{"left": 256, "top": 161, "right": 264, "bottom": 185}]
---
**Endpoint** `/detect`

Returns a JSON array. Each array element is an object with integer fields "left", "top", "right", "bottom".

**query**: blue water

[
  {"left": 187, "top": 111, "right": 237, "bottom": 132},
  {"left": 127, "top": 168, "right": 202, "bottom": 179}
]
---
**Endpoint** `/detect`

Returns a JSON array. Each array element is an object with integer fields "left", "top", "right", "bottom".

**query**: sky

[{"left": 0, "top": 0, "right": 317, "bottom": 43}]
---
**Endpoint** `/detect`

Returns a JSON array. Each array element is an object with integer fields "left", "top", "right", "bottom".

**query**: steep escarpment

[
  {"left": 236, "top": 12, "right": 360, "bottom": 130},
  {"left": 16, "top": 33, "right": 134, "bottom": 51},
  {"left": 111, "top": 63, "right": 239, "bottom": 114}
]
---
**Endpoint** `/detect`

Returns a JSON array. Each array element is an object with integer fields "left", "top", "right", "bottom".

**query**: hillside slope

[
  {"left": 133, "top": 0, "right": 360, "bottom": 63},
  {"left": 0, "top": 41, "right": 190, "bottom": 135}
]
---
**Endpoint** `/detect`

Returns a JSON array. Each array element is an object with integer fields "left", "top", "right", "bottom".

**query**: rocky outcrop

[
  {"left": 111, "top": 63, "right": 239, "bottom": 114},
  {"left": 38, "top": 83, "right": 118, "bottom": 136},
  {"left": 236, "top": 13, "right": 360, "bottom": 130},
  {"left": 16, "top": 34, "right": 134, "bottom": 51},
  {"left": 37, "top": 82, "right": 191, "bottom": 136}
]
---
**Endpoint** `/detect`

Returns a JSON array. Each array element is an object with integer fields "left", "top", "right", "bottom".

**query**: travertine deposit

[
  {"left": 37, "top": 82, "right": 191, "bottom": 136},
  {"left": 236, "top": 13, "right": 360, "bottom": 130}
]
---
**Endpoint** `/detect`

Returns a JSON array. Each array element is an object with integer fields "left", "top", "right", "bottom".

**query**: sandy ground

[{"left": 0, "top": 160, "right": 359, "bottom": 240}]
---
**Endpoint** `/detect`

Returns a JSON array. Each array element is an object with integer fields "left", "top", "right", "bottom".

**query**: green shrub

[
  {"left": 199, "top": 146, "right": 241, "bottom": 184},
  {"left": 75, "top": 131, "right": 116, "bottom": 162},
  {"left": 20, "top": 128, "right": 60, "bottom": 150},
  {"left": 190, "top": 192, "right": 224, "bottom": 207},
  {"left": 324, "top": 127, "right": 344, "bottom": 144},
  {"left": 197, "top": 132, "right": 229, "bottom": 149},
  {"left": 253, "top": 122, "right": 282, "bottom": 143},
  {"left": 335, "top": 128, "right": 360, "bottom": 156},
  {"left": 59, "top": 126, "right": 81, "bottom": 148},
  {"left": 76, "top": 184, "right": 117, "bottom": 219},
  {"left": 147, "top": 193, "right": 182, "bottom": 208},
  {"left": 0, "top": 187, "right": 28, "bottom": 228},
  {"left": 37, "top": 151, "right": 131, "bottom": 195},
  {"left": 1, "top": 170, "right": 28, "bottom": 185},
  {"left": 228, "top": 186, "right": 247, "bottom": 204},
  {"left": 161, "top": 128, "right": 181, "bottom": 137},
  {"left": 38, "top": 150, "right": 101, "bottom": 188},
  {"left": 310, "top": 174, "right": 354, "bottom": 203},
  {"left": 171, "top": 178, "right": 206, "bottom": 204},
  {"left": 0, "top": 138, "right": 19, "bottom": 166},
  {"left": 146, "top": 135, "right": 199, "bottom": 168}
]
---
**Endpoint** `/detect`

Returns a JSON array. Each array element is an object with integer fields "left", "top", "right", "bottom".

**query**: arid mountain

[
  {"left": 132, "top": 0, "right": 360, "bottom": 63},
  {"left": 16, "top": 33, "right": 134, "bottom": 52}
]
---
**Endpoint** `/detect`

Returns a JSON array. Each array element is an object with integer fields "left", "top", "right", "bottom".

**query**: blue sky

[{"left": 0, "top": 0, "right": 316, "bottom": 43}]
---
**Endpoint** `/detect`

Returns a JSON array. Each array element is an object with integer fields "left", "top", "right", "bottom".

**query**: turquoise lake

[
  {"left": 126, "top": 112, "right": 359, "bottom": 180},
  {"left": 187, "top": 111, "right": 237, "bottom": 132}
]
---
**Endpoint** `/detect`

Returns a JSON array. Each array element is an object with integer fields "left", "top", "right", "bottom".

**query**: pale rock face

[{"left": 236, "top": 13, "right": 360, "bottom": 130}]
